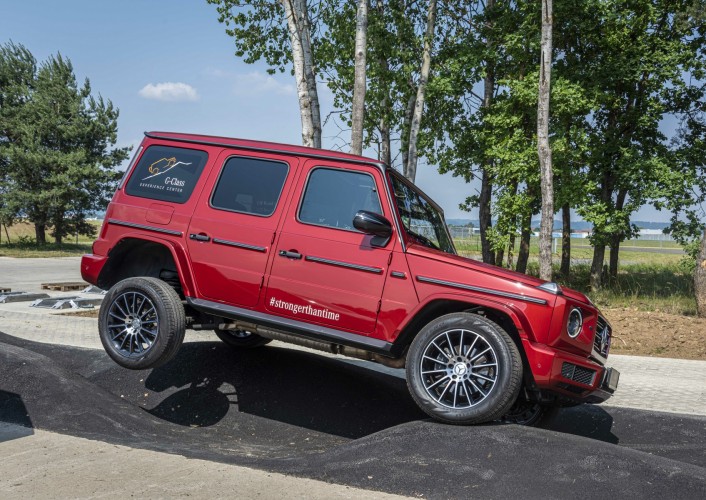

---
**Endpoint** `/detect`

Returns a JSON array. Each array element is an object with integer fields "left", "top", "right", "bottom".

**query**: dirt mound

[{"left": 605, "top": 309, "right": 706, "bottom": 360}]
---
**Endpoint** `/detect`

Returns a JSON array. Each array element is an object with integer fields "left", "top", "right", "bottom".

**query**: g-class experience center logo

[{"left": 139, "top": 157, "right": 191, "bottom": 193}]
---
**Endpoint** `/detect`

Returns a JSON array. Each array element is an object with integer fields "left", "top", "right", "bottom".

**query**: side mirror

[{"left": 353, "top": 210, "right": 392, "bottom": 247}]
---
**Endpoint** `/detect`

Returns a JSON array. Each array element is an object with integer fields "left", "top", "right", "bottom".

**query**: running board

[{"left": 186, "top": 297, "right": 394, "bottom": 356}]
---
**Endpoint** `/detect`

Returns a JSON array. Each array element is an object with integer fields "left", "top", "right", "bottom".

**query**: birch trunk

[
  {"left": 379, "top": 101, "right": 391, "bottom": 165},
  {"left": 537, "top": 0, "right": 554, "bottom": 281},
  {"left": 696, "top": 228, "right": 706, "bottom": 317},
  {"left": 405, "top": 0, "right": 437, "bottom": 183},
  {"left": 560, "top": 203, "right": 571, "bottom": 278},
  {"left": 374, "top": 0, "right": 391, "bottom": 165},
  {"left": 479, "top": 0, "right": 496, "bottom": 266},
  {"left": 590, "top": 243, "right": 605, "bottom": 290},
  {"left": 350, "top": 0, "right": 368, "bottom": 155},
  {"left": 401, "top": 90, "right": 416, "bottom": 176},
  {"left": 282, "top": 0, "right": 321, "bottom": 148}
]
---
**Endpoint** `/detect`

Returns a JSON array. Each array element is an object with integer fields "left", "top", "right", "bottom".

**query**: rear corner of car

[{"left": 81, "top": 135, "right": 214, "bottom": 289}]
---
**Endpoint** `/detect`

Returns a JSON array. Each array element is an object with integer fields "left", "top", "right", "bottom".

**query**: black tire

[
  {"left": 406, "top": 312, "right": 522, "bottom": 425},
  {"left": 99, "top": 277, "right": 185, "bottom": 370},
  {"left": 501, "top": 396, "right": 556, "bottom": 426},
  {"left": 214, "top": 328, "right": 271, "bottom": 349}
]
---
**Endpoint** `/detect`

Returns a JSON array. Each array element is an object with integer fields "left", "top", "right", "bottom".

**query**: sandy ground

[{"left": 604, "top": 308, "right": 706, "bottom": 360}]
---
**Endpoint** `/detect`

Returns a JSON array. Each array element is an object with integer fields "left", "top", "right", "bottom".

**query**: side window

[
  {"left": 299, "top": 167, "right": 382, "bottom": 231},
  {"left": 125, "top": 146, "right": 208, "bottom": 204},
  {"left": 211, "top": 156, "right": 289, "bottom": 217}
]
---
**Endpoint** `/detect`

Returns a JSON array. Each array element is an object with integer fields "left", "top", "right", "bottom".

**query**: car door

[
  {"left": 264, "top": 160, "right": 395, "bottom": 334},
  {"left": 186, "top": 149, "right": 297, "bottom": 307}
]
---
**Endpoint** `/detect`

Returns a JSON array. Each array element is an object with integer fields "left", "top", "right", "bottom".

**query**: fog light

[{"left": 567, "top": 308, "right": 583, "bottom": 338}]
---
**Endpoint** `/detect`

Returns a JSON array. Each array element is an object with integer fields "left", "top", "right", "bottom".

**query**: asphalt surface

[{"left": 1, "top": 331, "right": 705, "bottom": 499}]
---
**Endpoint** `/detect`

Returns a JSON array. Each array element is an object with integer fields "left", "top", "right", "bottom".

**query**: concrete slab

[
  {"left": 0, "top": 423, "right": 405, "bottom": 500},
  {"left": 0, "top": 292, "right": 50, "bottom": 304}
]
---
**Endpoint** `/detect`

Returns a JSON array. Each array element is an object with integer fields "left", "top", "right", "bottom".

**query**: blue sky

[{"left": 1, "top": 0, "right": 671, "bottom": 221}]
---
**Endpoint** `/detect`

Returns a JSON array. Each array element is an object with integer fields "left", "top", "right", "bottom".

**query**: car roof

[{"left": 145, "top": 131, "right": 388, "bottom": 171}]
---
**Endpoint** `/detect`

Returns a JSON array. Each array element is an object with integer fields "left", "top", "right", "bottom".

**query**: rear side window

[
  {"left": 210, "top": 156, "right": 289, "bottom": 217},
  {"left": 125, "top": 146, "right": 208, "bottom": 204},
  {"left": 299, "top": 167, "right": 382, "bottom": 231}
]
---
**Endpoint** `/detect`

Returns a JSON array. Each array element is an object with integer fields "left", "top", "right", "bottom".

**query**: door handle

[
  {"left": 278, "top": 250, "right": 302, "bottom": 260},
  {"left": 189, "top": 233, "right": 211, "bottom": 242}
]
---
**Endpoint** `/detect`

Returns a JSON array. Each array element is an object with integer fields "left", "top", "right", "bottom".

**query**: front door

[
  {"left": 187, "top": 150, "right": 297, "bottom": 307},
  {"left": 265, "top": 161, "right": 395, "bottom": 334}
]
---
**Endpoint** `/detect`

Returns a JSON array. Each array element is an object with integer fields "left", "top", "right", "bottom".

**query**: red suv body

[{"left": 82, "top": 131, "right": 619, "bottom": 425}]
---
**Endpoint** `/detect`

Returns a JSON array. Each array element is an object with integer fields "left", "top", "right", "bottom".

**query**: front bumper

[{"left": 522, "top": 338, "right": 620, "bottom": 404}]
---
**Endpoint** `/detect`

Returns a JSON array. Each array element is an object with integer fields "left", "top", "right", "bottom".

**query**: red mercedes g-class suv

[{"left": 82, "top": 131, "right": 619, "bottom": 425}]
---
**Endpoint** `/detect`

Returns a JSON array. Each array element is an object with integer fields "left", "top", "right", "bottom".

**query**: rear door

[
  {"left": 264, "top": 160, "right": 394, "bottom": 334},
  {"left": 186, "top": 150, "right": 297, "bottom": 307}
]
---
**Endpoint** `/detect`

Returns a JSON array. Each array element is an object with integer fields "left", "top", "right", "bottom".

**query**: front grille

[
  {"left": 561, "top": 362, "right": 596, "bottom": 386},
  {"left": 594, "top": 316, "right": 612, "bottom": 358}
]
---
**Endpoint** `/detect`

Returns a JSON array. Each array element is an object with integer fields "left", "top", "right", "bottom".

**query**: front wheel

[
  {"left": 406, "top": 312, "right": 522, "bottom": 425},
  {"left": 99, "top": 277, "right": 185, "bottom": 370}
]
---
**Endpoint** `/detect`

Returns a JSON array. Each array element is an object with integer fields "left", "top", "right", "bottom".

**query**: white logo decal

[{"left": 269, "top": 297, "right": 340, "bottom": 321}]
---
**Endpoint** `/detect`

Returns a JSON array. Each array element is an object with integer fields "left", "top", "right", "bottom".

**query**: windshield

[{"left": 389, "top": 172, "right": 456, "bottom": 254}]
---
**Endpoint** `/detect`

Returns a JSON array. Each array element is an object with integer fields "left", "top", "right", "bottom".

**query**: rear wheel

[
  {"left": 99, "top": 277, "right": 185, "bottom": 370},
  {"left": 406, "top": 312, "right": 522, "bottom": 425},
  {"left": 214, "top": 328, "right": 271, "bottom": 349}
]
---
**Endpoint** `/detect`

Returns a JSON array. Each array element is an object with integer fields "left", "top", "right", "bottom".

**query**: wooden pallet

[
  {"left": 0, "top": 287, "right": 10, "bottom": 293},
  {"left": 40, "top": 282, "right": 88, "bottom": 292}
]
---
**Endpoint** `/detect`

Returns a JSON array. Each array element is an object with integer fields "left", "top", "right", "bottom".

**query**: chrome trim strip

[
  {"left": 108, "top": 219, "right": 183, "bottom": 237},
  {"left": 415, "top": 276, "right": 548, "bottom": 305},
  {"left": 390, "top": 271, "right": 406, "bottom": 279},
  {"left": 212, "top": 238, "right": 267, "bottom": 253},
  {"left": 186, "top": 297, "right": 392, "bottom": 353},
  {"left": 145, "top": 132, "right": 386, "bottom": 171},
  {"left": 305, "top": 255, "right": 383, "bottom": 274}
]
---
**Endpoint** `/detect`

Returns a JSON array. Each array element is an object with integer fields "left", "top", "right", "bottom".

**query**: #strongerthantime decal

[{"left": 269, "top": 297, "right": 340, "bottom": 321}]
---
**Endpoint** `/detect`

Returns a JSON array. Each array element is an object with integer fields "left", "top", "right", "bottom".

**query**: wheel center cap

[
  {"left": 453, "top": 363, "right": 467, "bottom": 376},
  {"left": 130, "top": 318, "right": 141, "bottom": 331}
]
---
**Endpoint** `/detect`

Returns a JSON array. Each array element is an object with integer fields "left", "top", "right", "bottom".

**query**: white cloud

[
  {"left": 233, "top": 72, "right": 295, "bottom": 96},
  {"left": 138, "top": 82, "right": 199, "bottom": 102}
]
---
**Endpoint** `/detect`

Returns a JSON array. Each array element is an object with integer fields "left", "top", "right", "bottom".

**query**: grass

[
  {"left": 0, "top": 221, "right": 97, "bottom": 258},
  {"left": 557, "top": 263, "right": 696, "bottom": 316},
  {"left": 455, "top": 237, "right": 695, "bottom": 315}
]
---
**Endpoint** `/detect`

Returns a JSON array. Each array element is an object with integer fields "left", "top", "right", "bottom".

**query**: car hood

[{"left": 406, "top": 244, "right": 593, "bottom": 306}]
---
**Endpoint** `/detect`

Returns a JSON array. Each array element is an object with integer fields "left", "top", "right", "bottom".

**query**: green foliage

[
  {"left": 206, "top": 1, "right": 291, "bottom": 74},
  {"left": 0, "top": 42, "right": 129, "bottom": 244}
]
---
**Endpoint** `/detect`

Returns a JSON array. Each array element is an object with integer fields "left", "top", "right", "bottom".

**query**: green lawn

[{"left": 0, "top": 221, "right": 98, "bottom": 257}]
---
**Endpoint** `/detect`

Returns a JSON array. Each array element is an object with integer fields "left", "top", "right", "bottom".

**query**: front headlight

[{"left": 567, "top": 308, "right": 583, "bottom": 338}]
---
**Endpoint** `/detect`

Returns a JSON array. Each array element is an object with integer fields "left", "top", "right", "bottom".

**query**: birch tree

[
  {"left": 537, "top": 0, "right": 554, "bottom": 281},
  {"left": 693, "top": 244, "right": 706, "bottom": 316},
  {"left": 350, "top": 0, "right": 368, "bottom": 155},
  {"left": 405, "top": 0, "right": 437, "bottom": 182},
  {"left": 208, "top": 0, "right": 322, "bottom": 148}
]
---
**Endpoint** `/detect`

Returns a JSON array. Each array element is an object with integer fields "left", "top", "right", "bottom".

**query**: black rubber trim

[
  {"left": 145, "top": 132, "right": 386, "bottom": 172},
  {"left": 390, "top": 271, "right": 407, "bottom": 279},
  {"left": 187, "top": 297, "right": 393, "bottom": 354},
  {"left": 415, "top": 276, "right": 548, "bottom": 305},
  {"left": 108, "top": 219, "right": 183, "bottom": 237},
  {"left": 213, "top": 238, "right": 267, "bottom": 253},
  {"left": 305, "top": 255, "right": 383, "bottom": 274}
]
